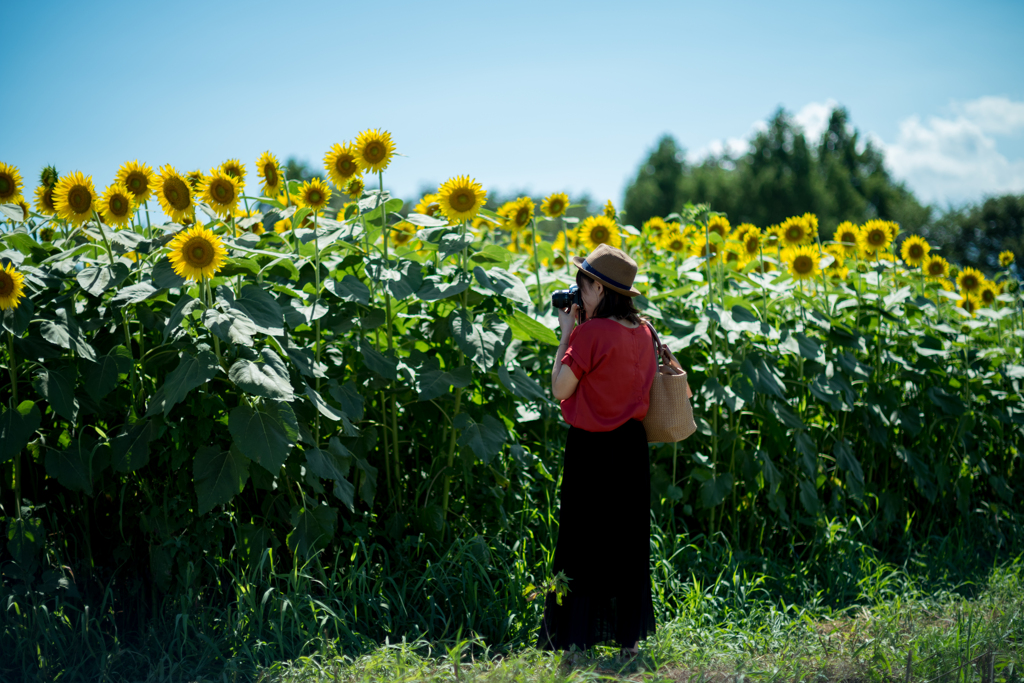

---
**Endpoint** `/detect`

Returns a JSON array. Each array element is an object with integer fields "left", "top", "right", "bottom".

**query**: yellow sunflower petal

[
  {"left": 116, "top": 160, "right": 156, "bottom": 204},
  {"left": 53, "top": 171, "right": 96, "bottom": 226},
  {"left": 166, "top": 224, "right": 228, "bottom": 282},
  {"left": 0, "top": 261, "right": 26, "bottom": 311},
  {"left": 353, "top": 128, "right": 395, "bottom": 174}
]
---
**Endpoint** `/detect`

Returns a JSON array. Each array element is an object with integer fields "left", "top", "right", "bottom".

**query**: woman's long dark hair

[{"left": 576, "top": 270, "right": 645, "bottom": 326}]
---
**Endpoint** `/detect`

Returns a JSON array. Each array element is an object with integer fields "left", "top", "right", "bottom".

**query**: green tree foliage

[
  {"left": 624, "top": 106, "right": 930, "bottom": 236},
  {"left": 923, "top": 194, "right": 1024, "bottom": 277}
]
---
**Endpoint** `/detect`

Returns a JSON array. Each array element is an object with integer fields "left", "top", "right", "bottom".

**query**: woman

[{"left": 537, "top": 243, "right": 672, "bottom": 659}]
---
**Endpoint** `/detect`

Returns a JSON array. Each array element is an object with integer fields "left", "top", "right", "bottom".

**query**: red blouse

[{"left": 560, "top": 318, "right": 658, "bottom": 432}]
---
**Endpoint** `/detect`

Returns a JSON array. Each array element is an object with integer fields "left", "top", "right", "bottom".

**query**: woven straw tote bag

[{"left": 642, "top": 322, "right": 697, "bottom": 443}]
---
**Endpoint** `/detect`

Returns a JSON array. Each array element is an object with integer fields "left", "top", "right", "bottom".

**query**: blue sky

[{"left": 4, "top": 0, "right": 1024, "bottom": 214}]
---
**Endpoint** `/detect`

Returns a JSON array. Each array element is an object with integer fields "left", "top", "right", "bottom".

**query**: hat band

[{"left": 581, "top": 259, "right": 630, "bottom": 291}]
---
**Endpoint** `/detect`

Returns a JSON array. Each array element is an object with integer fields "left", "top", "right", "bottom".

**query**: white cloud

[
  {"left": 879, "top": 97, "right": 1024, "bottom": 204},
  {"left": 793, "top": 99, "right": 839, "bottom": 144},
  {"left": 689, "top": 100, "right": 838, "bottom": 164},
  {"left": 953, "top": 96, "right": 1024, "bottom": 136}
]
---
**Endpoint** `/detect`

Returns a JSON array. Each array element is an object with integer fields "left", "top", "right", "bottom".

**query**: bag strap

[{"left": 644, "top": 321, "right": 660, "bottom": 353}]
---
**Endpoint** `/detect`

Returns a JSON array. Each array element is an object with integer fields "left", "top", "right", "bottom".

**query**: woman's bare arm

[{"left": 551, "top": 304, "right": 581, "bottom": 400}]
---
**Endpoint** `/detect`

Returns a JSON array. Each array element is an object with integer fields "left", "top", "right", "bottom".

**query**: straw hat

[{"left": 571, "top": 243, "right": 641, "bottom": 297}]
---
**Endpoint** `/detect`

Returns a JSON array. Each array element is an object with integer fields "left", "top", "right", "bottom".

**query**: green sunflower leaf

[
  {"left": 229, "top": 400, "right": 298, "bottom": 474},
  {"left": 0, "top": 401, "right": 41, "bottom": 464},
  {"left": 193, "top": 445, "right": 249, "bottom": 515}
]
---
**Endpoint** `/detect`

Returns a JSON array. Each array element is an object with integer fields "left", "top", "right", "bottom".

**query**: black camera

[{"left": 551, "top": 285, "right": 581, "bottom": 310}]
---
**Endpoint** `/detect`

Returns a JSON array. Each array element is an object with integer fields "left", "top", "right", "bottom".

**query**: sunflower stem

[
  {"left": 92, "top": 211, "right": 117, "bottom": 266},
  {"left": 530, "top": 216, "right": 543, "bottom": 307},
  {"left": 313, "top": 210, "right": 322, "bottom": 448},
  {"left": 205, "top": 280, "right": 223, "bottom": 369},
  {"left": 144, "top": 201, "right": 152, "bottom": 240},
  {"left": 379, "top": 171, "right": 401, "bottom": 510},
  {"left": 8, "top": 331, "right": 21, "bottom": 520},
  {"left": 560, "top": 215, "right": 570, "bottom": 275}
]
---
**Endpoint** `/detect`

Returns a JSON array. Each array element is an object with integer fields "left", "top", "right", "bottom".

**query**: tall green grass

[{"left": 3, "top": 510, "right": 1021, "bottom": 682}]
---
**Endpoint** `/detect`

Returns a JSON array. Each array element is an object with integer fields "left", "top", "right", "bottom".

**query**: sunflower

[
  {"left": 578, "top": 215, "right": 622, "bottom": 251},
  {"left": 956, "top": 267, "right": 985, "bottom": 295},
  {"left": 801, "top": 213, "right": 819, "bottom": 241},
  {"left": 53, "top": 171, "right": 96, "bottom": 226},
  {"left": 603, "top": 200, "right": 616, "bottom": 220},
  {"left": 200, "top": 169, "right": 242, "bottom": 218},
  {"left": 0, "top": 262, "right": 26, "bottom": 311},
  {"left": 764, "top": 224, "right": 783, "bottom": 251},
  {"left": 39, "top": 227, "right": 56, "bottom": 242},
  {"left": 220, "top": 159, "right": 247, "bottom": 186},
  {"left": 541, "top": 192, "right": 569, "bottom": 218},
  {"left": 324, "top": 143, "right": 361, "bottom": 187},
  {"left": 957, "top": 294, "right": 980, "bottom": 317},
  {"left": 643, "top": 216, "right": 668, "bottom": 243},
  {"left": 779, "top": 216, "right": 811, "bottom": 247},
  {"left": 298, "top": 178, "right": 332, "bottom": 212},
  {"left": 828, "top": 266, "right": 850, "bottom": 281},
  {"left": 508, "top": 197, "right": 535, "bottom": 232},
  {"left": 470, "top": 214, "right": 495, "bottom": 237},
  {"left": 706, "top": 215, "right": 730, "bottom": 240},
  {"left": 390, "top": 220, "right": 418, "bottom": 249},
  {"left": 99, "top": 182, "right": 136, "bottom": 227},
  {"left": 40, "top": 165, "right": 59, "bottom": 189},
  {"left": 738, "top": 226, "right": 763, "bottom": 258},
  {"left": 999, "top": 250, "right": 1015, "bottom": 268},
  {"left": 858, "top": 219, "right": 896, "bottom": 258},
  {"left": 508, "top": 230, "right": 540, "bottom": 255},
  {"left": 274, "top": 219, "right": 290, "bottom": 234},
  {"left": 659, "top": 229, "right": 688, "bottom": 254},
  {"left": 690, "top": 234, "right": 719, "bottom": 262},
  {"left": 116, "top": 160, "right": 156, "bottom": 205},
  {"left": 414, "top": 193, "right": 442, "bottom": 218},
  {"left": 354, "top": 128, "right": 395, "bottom": 174},
  {"left": 923, "top": 254, "right": 949, "bottom": 281},
  {"left": 979, "top": 282, "right": 999, "bottom": 307},
  {"left": 900, "top": 235, "right": 930, "bottom": 267},
  {"left": 256, "top": 151, "right": 281, "bottom": 197},
  {"left": 823, "top": 243, "right": 846, "bottom": 270},
  {"left": 157, "top": 165, "right": 194, "bottom": 223},
  {"left": 185, "top": 169, "right": 205, "bottom": 193},
  {"left": 344, "top": 176, "right": 364, "bottom": 200},
  {"left": 167, "top": 224, "right": 227, "bottom": 282},
  {"left": 722, "top": 242, "right": 744, "bottom": 269},
  {"left": 834, "top": 221, "right": 860, "bottom": 256},
  {"left": 786, "top": 245, "right": 821, "bottom": 281},
  {"left": 547, "top": 229, "right": 578, "bottom": 268},
  {"left": 438, "top": 175, "right": 486, "bottom": 222},
  {"left": 0, "top": 162, "right": 24, "bottom": 204}
]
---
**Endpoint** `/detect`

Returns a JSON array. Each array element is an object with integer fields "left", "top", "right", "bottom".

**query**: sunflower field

[{"left": 0, "top": 133, "right": 1023, "bottom": 678}]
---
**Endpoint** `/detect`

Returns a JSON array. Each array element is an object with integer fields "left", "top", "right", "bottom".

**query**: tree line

[{"left": 622, "top": 106, "right": 1022, "bottom": 278}]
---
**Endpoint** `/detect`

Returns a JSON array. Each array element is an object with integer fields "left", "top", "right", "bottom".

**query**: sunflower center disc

[
  {"left": 267, "top": 167, "right": 277, "bottom": 185},
  {"left": 310, "top": 192, "right": 321, "bottom": 204},
  {"left": 70, "top": 188, "right": 91, "bottom": 212},
  {"left": 795, "top": 257, "right": 812, "bottom": 273},
  {"left": 367, "top": 144, "right": 381, "bottom": 161},
  {"left": 594, "top": 230, "right": 606, "bottom": 241},
  {"left": 166, "top": 179, "right": 190, "bottom": 210},
  {"left": 456, "top": 193, "right": 471, "bottom": 209},
  {"left": 215, "top": 183, "right": 229, "bottom": 200},
  {"left": 186, "top": 239, "right": 213, "bottom": 267},
  {"left": 113, "top": 198, "right": 125, "bottom": 213},
  {"left": 0, "top": 178, "right": 9, "bottom": 194},
  {"left": 0, "top": 274, "right": 11, "bottom": 295}
]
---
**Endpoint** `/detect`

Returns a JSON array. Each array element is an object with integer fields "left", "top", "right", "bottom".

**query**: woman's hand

[{"left": 557, "top": 303, "right": 579, "bottom": 341}]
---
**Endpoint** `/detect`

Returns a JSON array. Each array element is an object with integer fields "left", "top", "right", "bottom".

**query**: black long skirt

[{"left": 536, "top": 418, "right": 656, "bottom": 651}]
